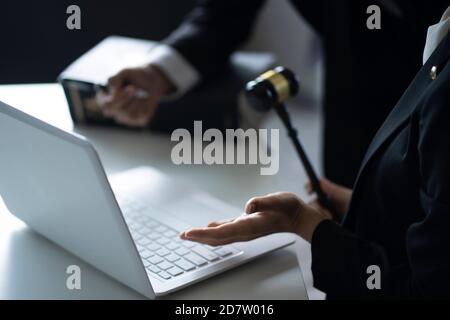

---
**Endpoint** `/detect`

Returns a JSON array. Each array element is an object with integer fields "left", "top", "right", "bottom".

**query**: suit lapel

[
  {"left": 359, "top": 34, "right": 449, "bottom": 175},
  {"left": 343, "top": 32, "right": 450, "bottom": 225},
  {"left": 356, "top": 32, "right": 450, "bottom": 180}
]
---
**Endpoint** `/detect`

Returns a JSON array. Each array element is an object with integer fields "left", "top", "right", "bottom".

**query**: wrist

[
  {"left": 295, "top": 206, "right": 329, "bottom": 243},
  {"left": 146, "top": 64, "right": 175, "bottom": 95}
]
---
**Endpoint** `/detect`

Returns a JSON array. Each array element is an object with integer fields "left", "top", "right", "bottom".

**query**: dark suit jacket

[
  {"left": 163, "top": 0, "right": 449, "bottom": 187},
  {"left": 311, "top": 31, "right": 450, "bottom": 298}
]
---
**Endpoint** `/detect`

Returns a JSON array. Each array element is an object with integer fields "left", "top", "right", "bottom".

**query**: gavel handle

[{"left": 274, "top": 103, "right": 340, "bottom": 221}]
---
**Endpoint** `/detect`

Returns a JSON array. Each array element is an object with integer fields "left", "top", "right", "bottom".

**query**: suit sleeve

[
  {"left": 311, "top": 69, "right": 450, "bottom": 298},
  {"left": 410, "top": 70, "right": 450, "bottom": 297},
  {"left": 162, "top": 0, "right": 266, "bottom": 79}
]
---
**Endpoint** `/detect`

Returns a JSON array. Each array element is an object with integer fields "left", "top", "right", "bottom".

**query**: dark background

[{"left": 0, "top": 1, "right": 196, "bottom": 84}]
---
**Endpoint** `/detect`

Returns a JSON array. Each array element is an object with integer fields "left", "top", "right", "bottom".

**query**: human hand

[
  {"left": 304, "top": 178, "right": 352, "bottom": 222},
  {"left": 98, "top": 64, "right": 174, "bottom": 127},
  {"left": 180, "top": 192, "right": 331, "bottom": 245}
]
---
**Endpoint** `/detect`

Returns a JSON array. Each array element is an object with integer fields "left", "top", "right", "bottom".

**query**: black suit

[
  {"left": 311, "top": 31, "right": 450, "bottom": 298},
  {"left": 163, "top": 0, "right": 448, "bottom": 187}
]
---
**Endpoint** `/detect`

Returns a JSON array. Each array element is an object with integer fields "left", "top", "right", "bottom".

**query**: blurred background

[
  {"left": 0, "top": 0, "right": 325, "bottom": 299},
  {"left": 0, "top": 0, "right": 323, "bottom": 106}
]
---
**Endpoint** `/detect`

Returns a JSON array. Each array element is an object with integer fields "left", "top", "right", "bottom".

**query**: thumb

[
  {"left": 304, "top": 178, "right": 339, "bottom": 197},
  {"left": 318, "top": 178, "right": 342, "bottom": 197},
  {"left": 108, "top": 69, "right": 133, "bottom": 93},
  {"left": 244, "top": 195, "right": 276, "bottom": 214}
]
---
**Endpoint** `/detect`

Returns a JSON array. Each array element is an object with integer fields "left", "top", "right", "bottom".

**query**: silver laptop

[{"left": 0, "top": 100, "right": 295, "bottom": 298}]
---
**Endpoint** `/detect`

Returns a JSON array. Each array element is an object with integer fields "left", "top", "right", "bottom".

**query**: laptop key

[
  {"left": 147, "top": 243, "right": 161, "bottom": 251},
  {"left": 165, "top": 242, "right": 180, "bottom": 251},
  {"left": 137, "top": 238, "right": 151, "bottom": 246},
  {"left": 166, "top": 253, "right": 181, "bottom": 263},
  {"left": 131, "top": 224, "right": 143, "bottom": 231},
  {"left": 156, "top": 237, "right": 170, "bottom": 245},
  {"left": 148, "top": 265, "right": 161, "bottom": 273},
  {"left": 144, "top": 220, "right": 158, "bottom": 228},
  {"left": 175, "top": 247, "right": 190, "bottom": 256},
  {"left": 167, "top": 266, "right": 184, "bottom": 276},
  {"left": 143, "top": 260, "right": 151, "bottom": 267},
  {"left": 132, "top": 233, "right": 143, "bottom": 241},
  {"left": 136, "top": 216, "right": 149, "bottom": 223},
  {"left": 163, "top": 230, "right": 177, "bottom": 238},
  {"left": 157, "top": 260, "right": 174, "bottom": 270},
  {"left": 214, "top": 247, "right": 233, "bottom": 257},
  {"left": 182, "top": 241, "right": 196, "bottom": 248},
  {"left": 158, "top": 271, "right": 171, "bottom": 280},
  {"left": 137, "top": 227, "right": 151, "bottom": 235},
  {"left": 140, "top": 249, "right": 153, "bottom": 259},
  {"left": 206, "top": 245, "right": 222, "bottom": 250},
  {"left": 125, "top": 220, "right": 133, "bottom": 227},
  {"left": 174, "top": 259, "right": 195, "bottom": 271},
  {"left": 156, "top": 248, "right": 170, "bottom": 257},
  {"left": 155, "top": 225, "right": 168, "bottom": 233},
  {"left": 185, "top": 253, "right": 208, "bottom": 266},
  {"left": 148, "top": 256, "right": 164, "bottom": 265},
  {"left": 192, "top": 246, "right": 219, "bottom": 262},
  {"left": 147, "top": 233, "right": 160, "bottom": 241},
  {"left": 133, "top": 203, "right": 147, "bottom": 212}
]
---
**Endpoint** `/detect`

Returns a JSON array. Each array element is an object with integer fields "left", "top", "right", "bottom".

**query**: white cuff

[{"left": 146, "top": 44, "right": 200, "bottom": 98}]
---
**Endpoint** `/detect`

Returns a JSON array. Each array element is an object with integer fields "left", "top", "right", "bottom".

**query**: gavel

[{"left": 245, "top": 66, "right": 339, "bottom": 221}]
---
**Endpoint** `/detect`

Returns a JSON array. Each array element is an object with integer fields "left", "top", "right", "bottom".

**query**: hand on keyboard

[
  {"left": 120, "top": 197, "right": 240, "bottom": 282},
  {"left": 180, "top": 192, "right": 331, "bottom": 245}
]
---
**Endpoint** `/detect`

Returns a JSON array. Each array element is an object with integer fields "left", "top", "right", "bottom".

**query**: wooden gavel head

[{"left": 245, "top": 66, "right": 299, "bottom": 111}]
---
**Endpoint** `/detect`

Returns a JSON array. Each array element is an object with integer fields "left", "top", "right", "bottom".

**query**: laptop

[{"left": 0, "top": 100, "right": 295, "bottom": 298}]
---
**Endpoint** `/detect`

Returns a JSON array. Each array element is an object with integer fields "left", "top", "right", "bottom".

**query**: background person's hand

[
  {"left": 98, "top": 64, "right": 174, "bottom": 127},
  {"left": 180, "top": 192, "right": 331, "bottom": 246},
  {"left": 304, "top": 178, "right": 352, "bottom": 222}
]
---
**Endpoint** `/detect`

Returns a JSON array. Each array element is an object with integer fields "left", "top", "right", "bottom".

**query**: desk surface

[{"left": 0, "top": 84, "right": 324, "bottom": 300}]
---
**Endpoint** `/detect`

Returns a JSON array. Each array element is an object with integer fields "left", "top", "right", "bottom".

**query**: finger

[
  {"left": 305, "top": 178, "right": 337, "bottom": 196},
  {"left": 183, "top": 214, "right": 271, "bottom": 245},
  {"left": 181, "top": 228, "right": 255, "bottom": 246},
  {"left": 318, "top": 178, "right": 339, "bottom": 195},
  {"left": 107, "top": 69, "right": 134, "bottom": 93},
  {"left": 102, "top": 86, "right": 136, "bottom": 117},
  {"left": 122, "top": 92, "right": 160, "bottom": 127},
  {"left": 304, "top": 181, "right": 313, "bottom": 195},
  {"left": 244, "top": 195, "right": 278, "bottom": 214},
  {"left": 207, "top": 217, "right": 236, "bottom": 227},
  {"left": 95, "top": 90, "right": 113, "bottom": 108}
]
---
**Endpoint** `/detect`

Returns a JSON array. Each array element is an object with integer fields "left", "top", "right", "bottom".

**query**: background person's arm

[
  {"left": 162, "top": 0, "right": 267, "bottom": 82},
  {"left": 101, "top": 0, "right": 266, "bottom": 127}
]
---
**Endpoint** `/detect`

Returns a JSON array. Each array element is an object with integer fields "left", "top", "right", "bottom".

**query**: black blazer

[
  {"left": 163, "top": 0, "right": 449, "bottom": 187},
  {"left": 311, "top": 31, "right": 450, "bottom": 299}
]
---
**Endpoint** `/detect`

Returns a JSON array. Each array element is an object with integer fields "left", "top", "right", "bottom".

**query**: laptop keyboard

[{"left": 118, "top": 196, "right": 241, "bottom": 282}]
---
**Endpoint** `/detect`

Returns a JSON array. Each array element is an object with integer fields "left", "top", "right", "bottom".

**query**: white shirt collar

[{"left": 423, "top": 6, "right": 450, "bottom": 64}]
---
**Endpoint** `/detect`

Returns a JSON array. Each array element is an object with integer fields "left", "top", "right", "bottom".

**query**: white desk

[{"left": 0, "top": 84, "right": 325, "bottom": 300}]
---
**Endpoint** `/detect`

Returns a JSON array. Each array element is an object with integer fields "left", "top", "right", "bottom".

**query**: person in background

[
  {"left": 101, "top": 0, "right": 448, "bottom": 188},
  {"left": 180, "top": 7, "right": 450, "bottom": 298}
]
